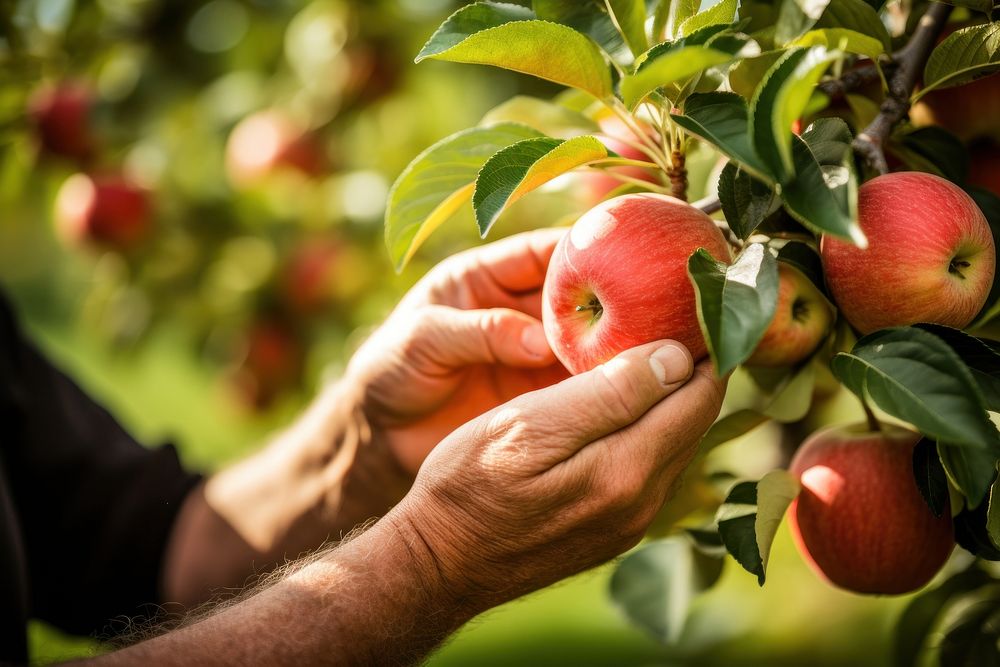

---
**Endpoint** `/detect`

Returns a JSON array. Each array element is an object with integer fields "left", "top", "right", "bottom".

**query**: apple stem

[
  {"left": 851, "top": 1, "right": 953, "bottom": 175},
  {"left": 861, "top": 398, "right": 882, "bottom": 433},
  {"left": 668, "top": 150, "right": 687, "bottom": 201}
]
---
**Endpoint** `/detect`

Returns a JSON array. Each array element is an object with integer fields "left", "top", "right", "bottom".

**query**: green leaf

[
  {"left": 622, "top": 30, "right": 759, "bottom": 109},
  {"left": 679, "top": 0, "right": 738, "bottom": 37},
  {"left": 728, "top": 50, "right": 785, "bottom": 99},
  {"left": 607, "top": 0, "right": 650, "bottom": 57},
  {"left": 715, "top": 470, "right": 800, "bottom": 585},
  {"left": 954, "top": 500, "right": 1000, "bottom": 560},
  {"left": 831, "top": 327, "right": 1000, "bottom": 452},
  {"left": 815, "top": 0, "right": 891, "bottom": 52},
  {"left": 654, "top": 0, "right": 701, "bottom": 41},
  {"left": 671, "top": 92, "right": 773, "bottom": 181},
  {"left": 912, "top": 323, "right": 1000, "bottom": 411},
  {"left": 792, "top": 28, "right": 885, "bottom": 59},
  {"left": 893, "top": 566, "right": 994, "bottom": 667},
  {"left": 688, "top": 243, "right": 780, "bottom": 376},
  {"left": 473, "top": 135, "right": 615, "bottom": 236},
  {"left": 891, "top": 125, "right": 969, "bottom": 183},
  {"left": 480, "top": 95, "right": 600, "bottom": 137},
  {"left": 913, "top": 437, "right": 949, "bottom": 518},
  {"left": 940, "top": 442, "right": 998, "bottom": 509},
  {"left": 919, "top": 22, "right": 1000, "bottom": 100},
  {"left": 750, "top": 46, "right": 840, "bottom": 182},
  {"left": 940, "top": 0, "right": 996, "bottom": 13},
  {"left": 937, "top": 586, "right": 1000, "bottom": 666},
  {"left": 780, "top": 121, "right": 865, "bottom": 246},
  {"left": 385, "top": 123, "right": 542, "bottom": 271},
  {"left": 609, "top": 536, "right": 724, "bottom": 643},
  {"left": 700, "top": 409, "right": 770, "bottom": 450},
  {"left": 774, "top": 0, "right": 832, "bottom": 45},
  {"left": 988, "top": 477, "right": 1000, "bottom": 550},
  {"left": 718, "top": 161, "right": 780, "bottom": 239},
  {"left": 533, "top": 0, "right": 630, "bottom": 62},
  {"left": 416, "top": 2, "right": 614, "bottom": 100}
]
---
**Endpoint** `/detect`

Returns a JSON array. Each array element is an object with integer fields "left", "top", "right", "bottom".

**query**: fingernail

[
  {"left": 649, "top": 344, "right": 692, "bottom": 387},
  {"left": 521, "top": 323, "right": 551, "bottom": 358}
]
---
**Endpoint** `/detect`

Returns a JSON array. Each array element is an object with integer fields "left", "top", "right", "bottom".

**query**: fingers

[
  {"left": 412, "top": 305, "right": 557, "bottom": 370},
  {"left": 511, "top": 340, "right": 694, "bottom": 456},
  {"left": 580, "top": 359, "right": 727, "bottom": 473},
  {"left": 453, "top": 228, "right": 567, "bottom": 294}
]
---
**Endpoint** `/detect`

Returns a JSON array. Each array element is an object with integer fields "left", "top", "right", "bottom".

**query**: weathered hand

[
  {"left": 345, "top": 229, "right": 569, "bottom": 474},
  {"left": 390, "top": 341, "right": 726, "bottom": 612}
]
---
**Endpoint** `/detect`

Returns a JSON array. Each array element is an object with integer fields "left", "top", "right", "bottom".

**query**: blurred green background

[{"left": 0, "top": 0, "right": 943, "bottom": 664}]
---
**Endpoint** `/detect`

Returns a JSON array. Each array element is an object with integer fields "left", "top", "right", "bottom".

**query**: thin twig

[
  {"left": 693, "top": 194, "right": 722, "bottom": 215},
  {"left": 852, "top": 2, "right": 953, "bottom": 174},
  {"left": 817, "top": 60, "right": 886, "bottom": 99}
]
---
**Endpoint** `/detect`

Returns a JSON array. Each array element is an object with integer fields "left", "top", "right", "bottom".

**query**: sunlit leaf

[
  {"left": 480, "top": 95, "right": 600, "bottom": 138},
  {"left": 750, "top": 46, "right": 840, "bottom": 182},
  {"left": 385, "top": 123, "right": 542, "bottom": 271},
  {"left": 473, "top": 135, "right": 615, "bottom": 236},
  {"left": 654, "top": 0, "right": 701, "bottom": 41},
  {"left": 919, "top": 22, "right": 1000, "bottom": 99},
  {"left": 679, "top": 0, "right": 738, "bottom": 37},
  {"left": 533, "top": 0, "right": 631, "bottom": 62},
  {"left": 671, "top": 92, "right": 773, "bottom": 181},
  {"left": 417, "top": 2, "right": 614, "bottom": 99},
  {"left": 792, "top": 28, "right": 885, "bottom": 58}
]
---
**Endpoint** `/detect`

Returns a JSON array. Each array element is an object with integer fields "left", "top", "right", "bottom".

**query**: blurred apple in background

[
  {"left": 579, "top": 114, "right": 662, "bottom": 205},
  {"left": 29, "top": 81, "right": 96, "bottom": 162},
  {"left": 54, "top": 173, "right": 151, "bottom": 250},
  {"left": 225, "top": 110, "right": 325, "bottom": 187},
  {"left": 228, "top": 318, "right": 303, "bottom": 410},
  {"left": 911, "top": 75, "right": 1000, "bottom": 144},
  {"left": 968, "top": 141, "right": 1000, "bottom": 195}
]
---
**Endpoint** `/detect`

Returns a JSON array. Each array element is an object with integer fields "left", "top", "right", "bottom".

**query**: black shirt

[{"left": 0, "top": 294, "right": 201, "bottom": 664}]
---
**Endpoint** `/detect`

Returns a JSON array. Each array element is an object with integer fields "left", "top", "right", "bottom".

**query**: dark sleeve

[{"left": 0, "top": 295, "right": 202, "bottom": 636}]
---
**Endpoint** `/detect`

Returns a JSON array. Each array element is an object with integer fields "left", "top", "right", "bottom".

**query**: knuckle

[{"left": 593, "top": 364, "right": 642, "bottom": 424}]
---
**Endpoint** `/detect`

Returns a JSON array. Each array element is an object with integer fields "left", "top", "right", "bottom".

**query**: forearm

[
  {"left": 95, "top": 515, "right": 471, "bottom": 666},
  {"left": 163, "top": 381, "right": 413, "bottom": 606}
]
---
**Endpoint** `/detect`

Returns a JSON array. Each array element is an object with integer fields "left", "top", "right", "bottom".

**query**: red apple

[
  {"left": 746, "top": 263, "right": 833, "bottom": 367},
  {"left": 54, "top": 173, "right": 151, "bottom": 250},
  {"left": 542, "top": 193, "right": 731, "bottom": 374},
  {"left": 911, "top": 74, "right": 1000, "bottom": 144},
  {"left": 580, "top": 115, "right": 662, "bottom": 205},
  {"left": 28, "top": 81, "right": 95, "bottom": 161},
  {"left": 789, "top": 422, "right": 954, "bottom": 595},
  {"left": 229, "top": 319, "right": 303, "bottom": 410},
  {"left": 820, "top": 172, "right": 995, "bottom": 333},
  {"left": 225, "top": 110, "right": 325, "bottom": 187},
  {"left": 280, "top": 238, "right": 343, "bottom": 314}
]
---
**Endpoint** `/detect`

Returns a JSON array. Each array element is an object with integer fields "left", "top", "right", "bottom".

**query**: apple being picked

[
  {"left": 789, "top": 423, "right": 954, "bottom": 595},
  {"left": 821, "top": 172, "right": 995, "bottom": 333},
  {"left": 746, "top": 263, "right": 834, "bottom": 367},
  {"left": 54, "top": 173, "right": 151, "bottom": 250},
  {"left": 542, "top": 193, "right": 731, "bottom": 374}
]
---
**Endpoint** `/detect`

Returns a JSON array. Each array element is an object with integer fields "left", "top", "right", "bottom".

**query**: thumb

[
  {"left": 515, "top": 340, "right": 694, "bottom": 456},
  {"left": 413, "top": 305, "right": 556, "bottom": 370}
]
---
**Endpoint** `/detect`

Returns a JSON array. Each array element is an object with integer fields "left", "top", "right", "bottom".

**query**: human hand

[
  {"left": 345, "top": 229, "right": 569, "bottom": 474},
  {"left": 388, "top": 340, "right": 726, "bottom": 612}
]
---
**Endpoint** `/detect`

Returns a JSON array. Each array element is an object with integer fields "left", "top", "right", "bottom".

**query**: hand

[
  {"left": 345, "top": 228, "right": 569, "bottom": 474},
  {"left": 389, "top": 340, "right": 727, "bottom": 612}
]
